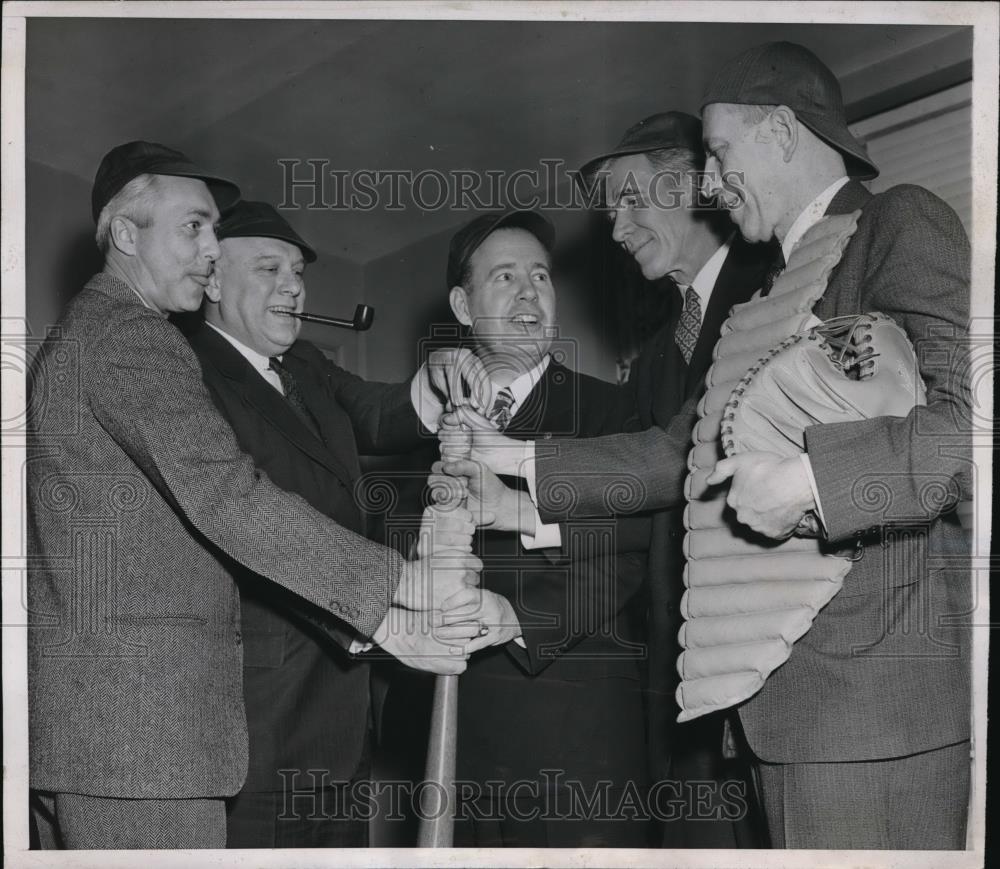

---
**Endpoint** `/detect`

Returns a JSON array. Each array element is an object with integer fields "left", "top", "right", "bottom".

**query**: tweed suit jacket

[
  {"left": 533, "top": 184, "right": 972, "bottom": 765},
  {"left": 187, "top": 323, "right": 420, "bottom": 792},
  {"left": 737, "top": 182, "right": 972, "bottom": 762},
  {"left": 27, "top": 273, "right": 405, "bottom": 799}
]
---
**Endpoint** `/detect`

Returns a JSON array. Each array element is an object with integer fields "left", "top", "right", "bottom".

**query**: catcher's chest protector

[{"left": 677, "top": 212, "right": 868, "bottom": 722}]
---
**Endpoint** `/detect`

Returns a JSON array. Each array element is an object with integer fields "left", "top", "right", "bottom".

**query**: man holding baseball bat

[
  {"left": 27, "top": 147, "right": 482, "bottom": 850},
  {"left": 391, "top": 210, "right": 652, "bottom": 847}
]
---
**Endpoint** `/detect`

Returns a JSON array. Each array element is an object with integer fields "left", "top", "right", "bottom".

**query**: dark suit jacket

[
  {"left": 455, "top": 362, "right": 650, "bottom": 791},
  {"left": 186, "top": 323, "right": 420, "bottom": 792},
  {"left": 27, "top": 274, "right": 407, "bottom": 799},
  {"left": 740, "top": 181, "right": 972, "bottom": 763},
  {"left": 534, "top": 238, "right": 773, "bottom": 779}
]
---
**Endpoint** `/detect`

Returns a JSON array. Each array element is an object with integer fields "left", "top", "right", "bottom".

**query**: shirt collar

[
  {"left": 781, "top": 176, "right": 850, "bottom": 262},
  {"left": 489, "top": 354, "right": 551, "bottom": 413},
  {"left": 688, "top": 234, "right": 734, "bottom": 310},
  {"left": 205, "top": 321, "right": 276, "bottom": 378}
]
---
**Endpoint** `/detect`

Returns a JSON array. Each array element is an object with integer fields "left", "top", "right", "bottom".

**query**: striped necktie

[
  {"left": 674, "top": 285, "right": 702, "bottom": 364},
  {"left": 487, "top": 387, "right": 515, "bottom": 431}
]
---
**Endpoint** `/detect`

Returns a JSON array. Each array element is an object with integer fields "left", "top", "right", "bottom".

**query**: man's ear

[
  {"left": 449, "top": 286, "right": 473, "bottom": 327},
  {"left": 109, "top": 215, "right": 139, "bottom": 256},
  {"left": 770, "top": 105, "right": 799, "bottom": 163}
]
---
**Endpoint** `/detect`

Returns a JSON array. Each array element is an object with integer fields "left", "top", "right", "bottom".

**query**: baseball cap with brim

[
  {"left": 577, "top": 111, "right": 704, "bottom": 184},
  {"left": 216, "top": 200, "right": 317, "bottom": 263},
  {"left": 701, "top": 41, "right": 878, "bottom": 181},
  {"left": 91, "top": 140, "right": 241, "bottom": 222},
  {"left": 446, "top": 210, "right": 556, "bottom": 289}
]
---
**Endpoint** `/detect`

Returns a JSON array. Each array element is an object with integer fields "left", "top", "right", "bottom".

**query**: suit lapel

[
  {"left": 189, "top": 325, "right": 357, "bottom": 487},
  {"left": 505, "top": 362, "right": 572, "bottom": 437}
]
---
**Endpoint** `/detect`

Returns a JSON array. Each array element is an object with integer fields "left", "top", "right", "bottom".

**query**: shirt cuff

[
  {"left": 520, "top": 441, "right": 562, "bottom": 550},
  {"left": 349, "top": 638, "right": 374, "bottom": 655},
  {"left": 410, "top": 363, "right": 441, "bottom": 433},
  {"left": 800, "top": 453, "right": 827, "bottom": 532}
]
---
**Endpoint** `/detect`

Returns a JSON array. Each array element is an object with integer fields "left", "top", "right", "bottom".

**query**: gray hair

[
  {"left": 736, "top": 104, "right": 779, "bottom": 125},
  {"left": 94, "top": 173, "right": 161, "bottom": 253}
]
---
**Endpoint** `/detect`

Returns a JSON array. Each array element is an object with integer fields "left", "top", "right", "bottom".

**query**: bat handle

[
  {"left": 416, "top": 672, "right": 459, "bottom": 846},
  {"left": 416, "top": 408, "right": 471, "bottom": 847}
]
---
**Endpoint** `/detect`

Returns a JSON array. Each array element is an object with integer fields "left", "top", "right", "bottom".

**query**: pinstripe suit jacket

[
  {"left": 27, "top": 273, "right": 404, "bottom": 799},
  {"left": 533, "top": 183, "right": 973, "bottom": 764}
]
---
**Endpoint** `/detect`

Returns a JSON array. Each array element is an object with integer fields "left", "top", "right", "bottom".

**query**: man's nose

[
  {"left": 278, "top": 271, "right": 302, "bottom": 295},
  {"left": 202, "top": 228, "right": 220, "bottom": 263},
  {"left": 610, "top": 210, "right": 630, "bottom": 243},
  {"left": 516, "top": 276, "right": 538, "bottom": 300}
]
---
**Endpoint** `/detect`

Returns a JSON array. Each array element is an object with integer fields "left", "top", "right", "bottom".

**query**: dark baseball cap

[
  {"left": 216, "top": 200, "right": 317, "bottom": 263},
  {"left": 578, "top": 111, "right": 704, "bottom": 182},
  {"left": 446, "top": 210, "right": 555, "bottom": 289},
  {"left": 91, "top": 140, "right": 241, "bottom": 222},
  {"left": 701, "top": 41, "right": 879, "bottom": 180}
]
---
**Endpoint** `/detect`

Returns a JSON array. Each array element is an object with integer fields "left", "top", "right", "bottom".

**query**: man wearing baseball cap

[
  {"left": 398, "top": 211, "right": 651, "bottom": 846},
  {"left": 442, "top": 118, "right": 773, "bottom": 847},
  {"left": 27, "top": 144, "right": 480, "bottom": 849},
  {"left": 700, "top": 42, "right": 972, "bottom": 849}
]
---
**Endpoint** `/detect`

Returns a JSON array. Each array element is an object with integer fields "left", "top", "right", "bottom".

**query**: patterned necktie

[
  {"left": 269, "top": 357, "right": 321, "bottom": 437},
  {"left": 674, "top": 285, "right": 702, "bottom": 364},
  {"left": 487, "top": 387, "right": 515, "bottom": 431}
]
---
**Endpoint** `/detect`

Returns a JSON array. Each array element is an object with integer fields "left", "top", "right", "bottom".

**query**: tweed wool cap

[
  {"left": 701, "top": 41, "right": 879, "bottom": 180},
  {"left": 447, "top": 210, "right": 555, "bottom": 289},
  {"left": 91, "top": 140, "right": 241, "bottom": 222},
  {"left": 216, "top": 200, "right": 317, "bottom": 263},
  {"left": 578, "top": 111, "right": 704, "bottom": 182}
]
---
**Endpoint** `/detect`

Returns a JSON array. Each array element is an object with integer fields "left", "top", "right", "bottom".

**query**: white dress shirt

[
  {"left": 780, "top": 175, "right": 850, "bottom": 528},
  {"left": 205, "top": 321, "right": 285, "bottom": 395},
  {"left": 686, "top": 234, "right": 733, "bottom": 323}
]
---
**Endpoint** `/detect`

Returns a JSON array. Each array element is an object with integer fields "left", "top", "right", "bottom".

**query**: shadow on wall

[{"left": 26, "top": 160, "right": 104, "bottom": 337}]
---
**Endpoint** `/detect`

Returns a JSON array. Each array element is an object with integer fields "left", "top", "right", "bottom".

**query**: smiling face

[
  {"left": 449, "top": 227, "right": 556, "bottom": 368},
  {"left": 602, "top": 153, "right": 706, "bottom": 281},
  {"left": 205, "top": 236, "right": 306, "bottom": 357},
  {"left": 701, "top": 103, "right": 790, "bottom": 244},
  {"left": 128, "top": 175, "right": 221, "bottom": 313}
]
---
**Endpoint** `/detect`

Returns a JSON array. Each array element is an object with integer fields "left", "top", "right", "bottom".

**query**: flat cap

[
  {"left": 447, "top": 210, "right": 555, "bottom": 289},
  {"left": 91, "top": 140, "right": 241, "bottom": 222},
  {"left": 216, "top": 200, "right": 317, "bottom": 263},
  {"left": 578, "top": 111, "right": 704, "bottom": 182}
]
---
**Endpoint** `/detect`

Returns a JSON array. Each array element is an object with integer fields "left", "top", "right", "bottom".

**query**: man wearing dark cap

[
  {"left": 699, "top": 42, "right": 972, "bottom": 849},
  {"left": 185, "top": 199, "right": 459, "bottom": 847},
  {"left": 397, "top": 211, "right": 651, "bottom": 846},
  {"left": 27, "top": 143, "right": 480, "bottom": 849},
  {"left": 445, "top": 116, "right": 773, "bottom": 847}
]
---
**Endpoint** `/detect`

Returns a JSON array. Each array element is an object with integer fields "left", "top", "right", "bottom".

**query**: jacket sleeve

[
  {"left": 804, "top": 186, "right": 973, "bottom": 542},
  {"left": 306, "top": 346, "right": 427, "bottom": 455},
  {"left": 89, "top": 314, "right": 402, "bottom": 637},
  {"left": 535, "top": 395, "right": 698, "bottom": 523},
  {"left": 506, "top": 547, "right": 647, "bottom": 676}
]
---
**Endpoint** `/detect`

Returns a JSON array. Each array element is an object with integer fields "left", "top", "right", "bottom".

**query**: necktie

[
  {"left": 487, "top": 387, "right": 515, "bottom": 431},
  {"left": 761, "top": 249, "right": 786, "bottom": 297},
  {"left": 269, "top": 357, "right": 322, "bottom": 438},
  {"left": 674, "top": 285, "right": 702, "bottom": 364}
]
